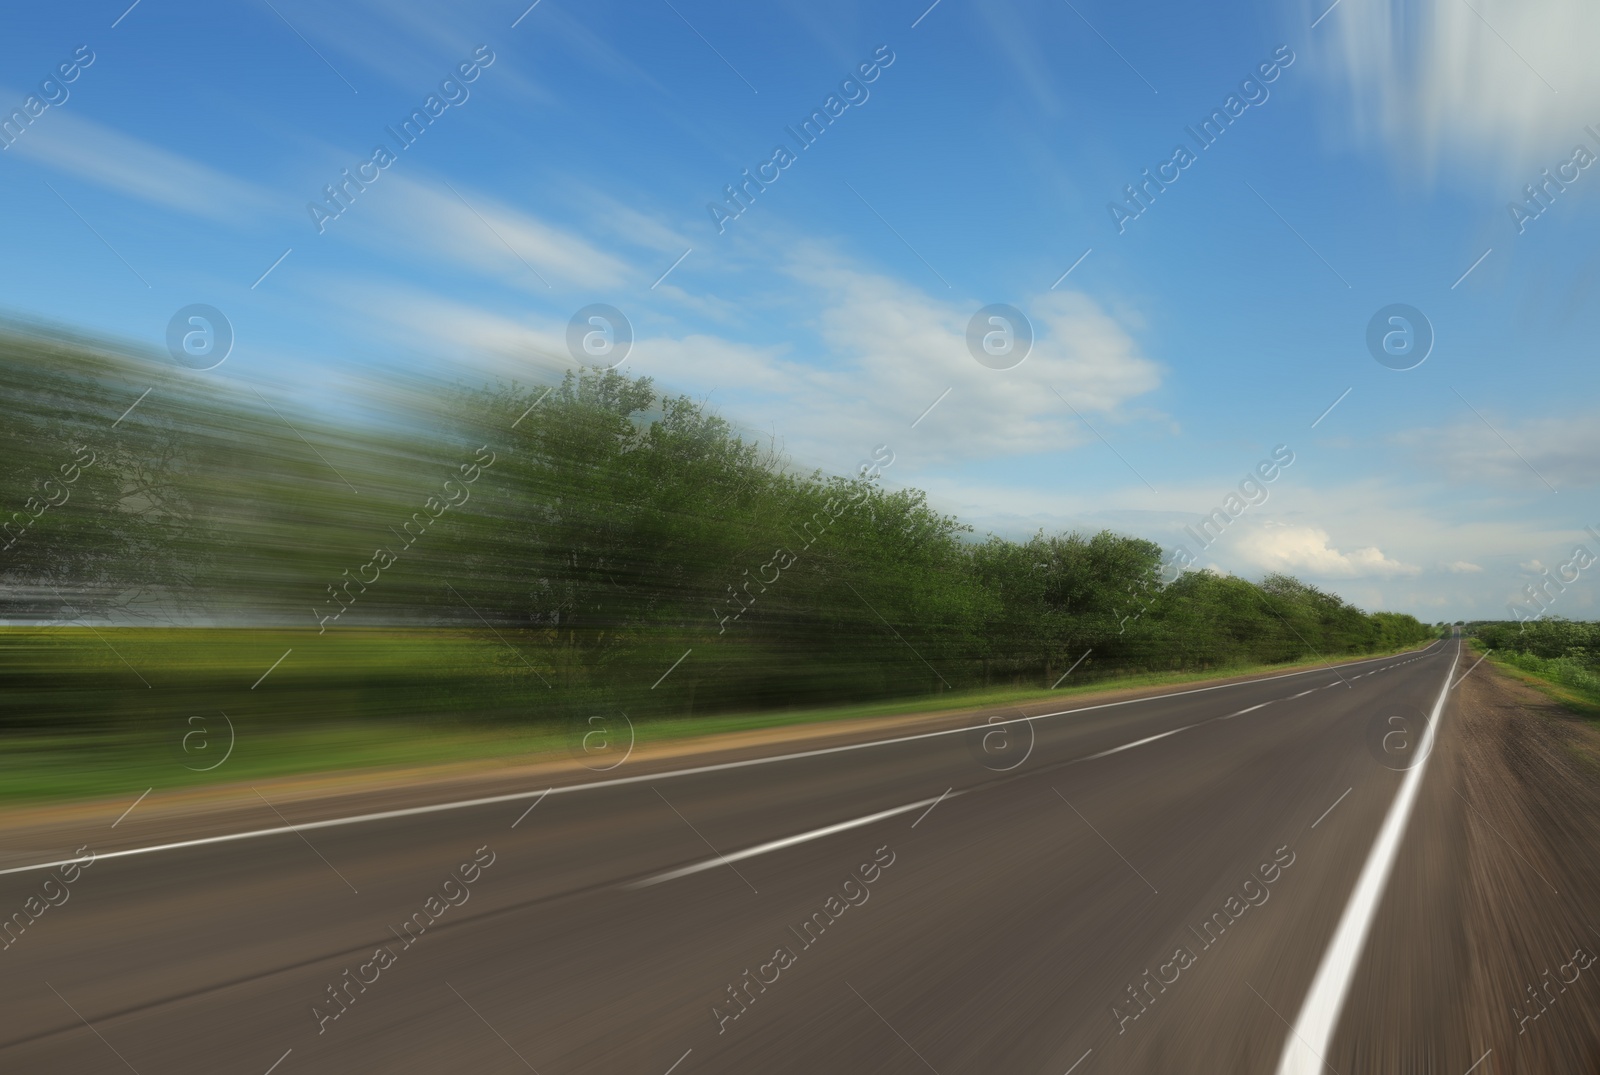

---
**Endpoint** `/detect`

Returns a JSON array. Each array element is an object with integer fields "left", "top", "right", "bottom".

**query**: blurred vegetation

[
  {"left": 0, "top": 324, "right": 1433, "bottom": 762},
  {"left": 1472, "top": 618, "right": 1600, "bottom": 712}
]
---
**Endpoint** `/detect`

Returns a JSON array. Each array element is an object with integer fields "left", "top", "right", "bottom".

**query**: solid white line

[
  {"left": 1273, "top": 636, "right": 1460, "bottom": 1074},
  {"left": 0, "top": 642, "right": 1441, "bottom": 879},
  {"left": 625, "top": 794, "right": 953, "bottom": 888}
]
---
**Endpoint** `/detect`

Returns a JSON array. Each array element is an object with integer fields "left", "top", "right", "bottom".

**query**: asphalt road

[{"left": 0, "top": 635, "right": 1511, "bottom": 1074}]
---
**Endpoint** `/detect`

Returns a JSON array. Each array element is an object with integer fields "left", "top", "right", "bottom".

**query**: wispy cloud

[
  {"left": 1400, "top": 410, "right": 1600, "bottom": 489},
  {"left": 348, "top": 175, "right": 635, "bottom": 290},
  {"left": 323, "top": 238, "right": 1164, "bottom": 469},
  {"left": 1313, "top": 0, "right": 1595, "bottom": 183},
  {"left": 4, "top": 106, "right": 276, "bottom": 222}
]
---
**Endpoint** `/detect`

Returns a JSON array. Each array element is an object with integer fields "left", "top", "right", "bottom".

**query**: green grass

[
  {"left": 1476, "top": 647, "right": 1600, "bottom": 718},
  {"left": 0, "top": 631, "right": 1431, "bottom": 805}
]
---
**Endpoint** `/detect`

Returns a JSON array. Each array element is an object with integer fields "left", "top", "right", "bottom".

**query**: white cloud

[
  {"left": 767, "top": 245, "right": 1163, "bottom": 463},
  {"left": 1402, "top": 411, "right": 1599, "bottom": 490},
  {"left": 329, "top": 239, "right": 1165, "bottom": 469},
  {"left": 4, "top": 106, "right": 275, "bottom": 222},
  {"left": 1235, "top": 524, "right": 1419, "bottom": 577},
  {"left": 331, "top": 281, "right": 572, "bottom": 373},
  {"left": 349, "top": 175, "right": 635, "bottom": 291},
  {"left": 1444, "top": 560, "right": 1484, "bottom": 573},
  {"left": 1313, "top": 0, "right": 1600, "bottom": 183}
]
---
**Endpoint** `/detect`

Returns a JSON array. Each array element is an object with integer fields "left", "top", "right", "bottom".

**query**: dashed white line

[
  {"left": 626, "top": 793, "right": 954, "bottom": 888},
  {"left": 1082, "top": 727, "right": 1188, "bottom": 758},
  {"left": 1273, "top": 637, "right": 1461, "bottom": 1074},
  {"left": 0, "top": 643, "right": 1441, "bottom": 879}
]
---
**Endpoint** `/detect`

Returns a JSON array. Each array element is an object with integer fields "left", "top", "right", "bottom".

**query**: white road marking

[
  {"left": 0, "top": 642, "right": 1442, "bottom": 879},
  {"left": 625, "top": 794, "right": 953, "bottom": 888},
  {"left": 1273, "top": 636, "right": 1461, "bottom": 1074},
  {"left": 1081, "top": 727, "right": 1188, "bottom": 758}
]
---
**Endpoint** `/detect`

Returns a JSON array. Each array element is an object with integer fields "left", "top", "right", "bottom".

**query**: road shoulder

[{"left": 0, "top": 645, "right": 1440, "bottom": 869}]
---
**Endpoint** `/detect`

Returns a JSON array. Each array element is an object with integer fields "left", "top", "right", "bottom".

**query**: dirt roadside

[
  {"left": 0, "top": 647, "right": 1431, "bottom": 869},
  {"left": 1448, "top": 651, "right": 1600, "bottom": 1071}
]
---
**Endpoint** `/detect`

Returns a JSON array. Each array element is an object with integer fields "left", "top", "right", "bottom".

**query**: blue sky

[{"left": 2, "top": 0, "right": 1596, "bottom": 621}]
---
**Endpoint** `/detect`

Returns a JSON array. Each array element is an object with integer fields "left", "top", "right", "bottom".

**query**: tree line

[
  {"left": 1471, "top": 618, "right": 1600, "bottom": 705},
  {"left": 0, "top": 325, "right": 1433, "bottom": 725}
]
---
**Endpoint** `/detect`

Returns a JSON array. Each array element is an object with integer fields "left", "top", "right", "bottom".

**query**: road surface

[{"left": 0, "top": 632, "right": 1592, "bottom": 1073}]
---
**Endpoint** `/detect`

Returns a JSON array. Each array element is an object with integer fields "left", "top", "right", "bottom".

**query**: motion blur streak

[{"left": 1274, "top": 634, "right": 1460, "bottom": 1074}]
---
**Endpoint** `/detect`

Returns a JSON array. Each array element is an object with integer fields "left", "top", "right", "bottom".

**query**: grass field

[
  {"left": 0, "top": 628, "right": 1433, "bottom": 804},
  {"left": 1479, "top": 648, "right": 1600, "bottom": 718}
]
